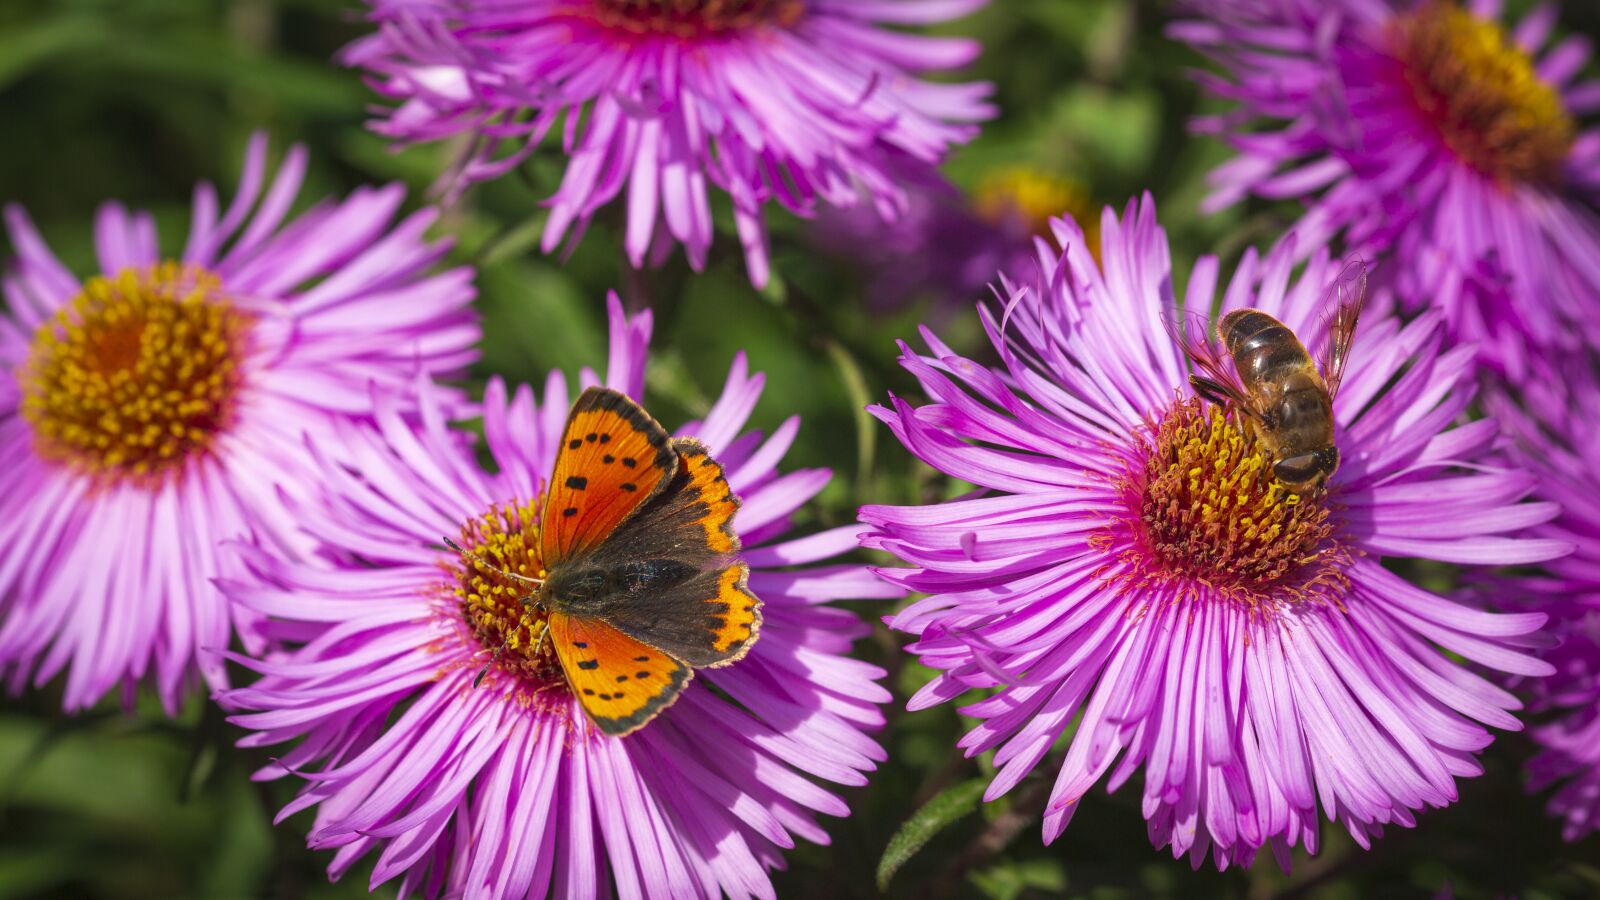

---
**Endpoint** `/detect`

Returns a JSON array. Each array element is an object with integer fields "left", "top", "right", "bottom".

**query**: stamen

[
  {"left": 451, "top": 500, "right": 565, "bottom": 690},
  {"left": 587, "top": 0, "right": 805, "bottom": 38},
  {"left": 19, "top": 262, "right": 252, "bottom": 486},
  {"left": 1097, "top": 399, "right": 1350, "bottom": 615},
  {"left": 1395, "top": 1, "right": 1574, "bottom": 186}
]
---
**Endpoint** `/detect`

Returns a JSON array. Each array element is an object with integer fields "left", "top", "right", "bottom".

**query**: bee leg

[{"left": 1189, "top": 376, "right": 1236, "bottom": 410}]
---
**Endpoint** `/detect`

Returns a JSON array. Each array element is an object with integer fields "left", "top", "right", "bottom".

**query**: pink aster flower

[
  {"left": 812, "top": 165, "right": 1105, "bottom": 315},
  {"left": 1175, "top": 0, "right": 1600, "bottom": 379},
  {"left": 221, "top": 295, "right": 895, "bottom": 897},
  {"left": 343, "top": 0, "right": 994, "bottom": 288},
  {"left": 1486, "top": 361, "right": 1600, "bottom": 841},
  {"left": 0, "top": 133, "right": 479, "bottom": 713},
  {"left": 860, "top": 195, "right": 1568, "bottom": 869}
]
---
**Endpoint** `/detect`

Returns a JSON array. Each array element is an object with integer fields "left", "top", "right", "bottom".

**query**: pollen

[
  {"left": 1100, "top": 399, "right": 1349, "bottom": 613},
  {"left": 587, "top": 0, "right": 804, "bottom": 38},
  {"left": 452, "top": 500, "right": 564, "bottom": 689},
  {"left": 974, "top": 166, "right": 1101, "bottom": 262},
  {"left": 1395, "top": 0, "right": 1574, "bottom": 186},
  {"left": 18, "top": 262, "right": 252, "bottom": 486}
]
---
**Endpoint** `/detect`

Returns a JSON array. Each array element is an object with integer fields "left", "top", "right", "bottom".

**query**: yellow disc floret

[
  {"left": 1098, "top": 399, "right": 1349, "bottom": 613},
  {"left": 19, "top": 262, "right": 252, "bottom": 486},
  {"left": 453, "top": 500, "right": 563, "bottom": 689},
  {"left": 1395, "top": 1, "right": 1574, "bottom": 186}
]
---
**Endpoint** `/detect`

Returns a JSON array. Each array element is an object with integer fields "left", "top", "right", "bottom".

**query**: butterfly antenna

[
  {"left": 471, "top": 646, "right": 504, "bottom": 689},
  {"left": 471, "top": 611, "right": 543, "bottom": 689},
  {"left": 442, "top": 536, "right": 545, "bottom": 588}
]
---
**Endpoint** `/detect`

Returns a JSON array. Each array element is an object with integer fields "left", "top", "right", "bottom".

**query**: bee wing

[
  {"left": 1161, "top": 308, "right": 1259, "bottom": 418},
  {"left": 1316, "top": 259, "right": 1369, "bottom": 401}
]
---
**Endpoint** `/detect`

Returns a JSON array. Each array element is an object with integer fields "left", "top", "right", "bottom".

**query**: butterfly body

[
  {"left": 541, "top": 558, "right": 699, "bottom": 611},
  {"left": 484, "top": 387, "right": 761, "bottom": 736}
]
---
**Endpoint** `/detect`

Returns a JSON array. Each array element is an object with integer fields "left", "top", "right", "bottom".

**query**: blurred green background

[{"left": 3, "top": 0, "right": 1599, "bottom": 897}]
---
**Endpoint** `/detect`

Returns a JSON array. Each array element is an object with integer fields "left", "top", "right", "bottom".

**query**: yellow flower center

[
  {"left": 1395, "top": 1, "right": 1574, "bottom": 185},
  {"left": 973, "top": 167, "right": 1101, "bottom": 263},
  {"left": 453, "top": 500, "right": 564, "bottom": 690},
  {"left": 1097, "top": 400, "right": 1349, "bottom": 612},
  {"left": 18, "top": 263, "right": 252, "bottom": 486},
  {"left": 587, "top": 0, "right": 804, "bottom": 37}
]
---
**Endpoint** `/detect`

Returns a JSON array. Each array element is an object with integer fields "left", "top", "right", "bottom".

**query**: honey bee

[{"left": 1167, "top": 261, "right": 1368, "bottom": 495}]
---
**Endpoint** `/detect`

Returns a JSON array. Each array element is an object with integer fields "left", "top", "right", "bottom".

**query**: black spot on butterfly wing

[
  {"left": 580, "top": 439, "right": 735, "bottom": 573},
  {"left": 541, "top": 388, "right": 680, "bottom": 568},
  {"left": 589, "top": 662, "right": 692, "bottom": 737}
]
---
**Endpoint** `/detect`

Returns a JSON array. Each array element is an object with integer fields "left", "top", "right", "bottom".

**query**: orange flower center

[
  {"left": 1395, "top": 1, "right": 1574, "bottom": 185},
  {"left": 453, "top": 500, "right": 564, "bottom": 690},
  {"left": 1096, "top": 399, "right": 1349, "bottom": 612},
  {"left": 587, "top": 0, "right": 804, "bottom": 37},
  {"left": 19, "top": 263, "right": 252, "bottom": 486},
  {"left": 973, "top": 167, "right": 1101, "bottom": 263}
]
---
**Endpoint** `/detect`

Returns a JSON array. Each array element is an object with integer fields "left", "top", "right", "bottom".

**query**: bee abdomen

[{"left": 1220, "top": 309, "right": 1312, "bottom": 385}]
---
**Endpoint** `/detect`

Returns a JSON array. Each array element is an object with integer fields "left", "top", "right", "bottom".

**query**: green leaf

[
  {"left": 100, "top": 32, "right": 365, "bottom": 113},
  {"left": 474, "top": 260, "right": 603, "bottom": 387},
  {"left": 822, "top": 338, "right": 875, "bottom": 495},
  {"left": 970, "top": 857, "right": 1067, "bottom": 900},
  {"left": 876, "top": 777, "right": 989, "bottom": 892},
  {"left": 0, "top": 16, "right": 111, "bottom": 90}
]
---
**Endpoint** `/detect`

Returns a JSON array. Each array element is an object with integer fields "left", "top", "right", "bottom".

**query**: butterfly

[{"left": 452, "top": 386, "right": 761, "bottom": 737}]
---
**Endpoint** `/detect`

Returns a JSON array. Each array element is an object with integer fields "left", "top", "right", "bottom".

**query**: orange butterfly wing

[
  {"left": 672, "top": 441, "right": 760, "bottom": 661},
  {"left": 588, "top": 440, "right": 760, "bottom": 667},
  {"left": 547, "top": 611, "right": 692, "bottom": 737},
  {"left": 539, "top": 387, "right": 679, "bottom": 568}
]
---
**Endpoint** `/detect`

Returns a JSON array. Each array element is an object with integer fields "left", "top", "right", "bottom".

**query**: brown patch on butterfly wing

[
  {"left": 585, "top": 439, "right": 762, "bottom": 667},
  {"left": 540, "top": 387, "right": 679, "bottom": 569},
  {"left": 579, "top": 438, "right": 741, "bottom": 571},
  {"left": 547, "top": 611, "right": 691, "bottom": 737},
  {"left": 586, "top": 562, "right": 761, "bottom": 669}
]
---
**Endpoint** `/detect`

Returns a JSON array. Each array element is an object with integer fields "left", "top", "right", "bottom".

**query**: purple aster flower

[
  {"left": 221, "top": 294, "right": 895, "bottom": 897},
  {"left": 812, "top": 165, "right": 1104, "bottom": 315},
  {"left": 0, "top": 133, "right": 479, "bottom": 713},
  {"left": 343, "top": 0, "right": 994, "bottom": 288},
  {"left": 860, "top": 195, "right": 1567, "bottom": 869},
  {"left": 1175, "top": 0, "right": 1600, "bottom": 379},
  {"left": 1486, "top": 361, "right": 1600, "bottom": 841}
]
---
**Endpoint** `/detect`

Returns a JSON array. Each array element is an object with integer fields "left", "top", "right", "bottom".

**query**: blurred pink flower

[{"left": 344, "top": 0, "right": 994, "bottom": 287}]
